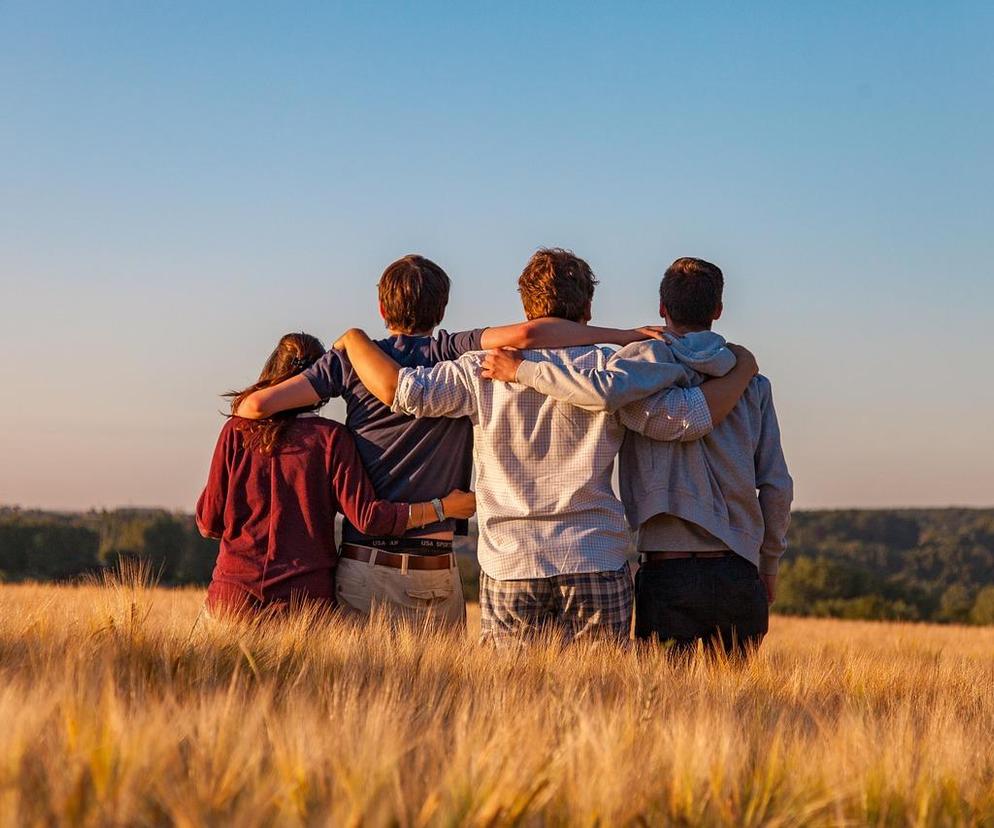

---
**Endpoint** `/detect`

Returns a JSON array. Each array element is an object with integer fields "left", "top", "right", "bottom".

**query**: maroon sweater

[{"left": 196, "top": 415, "right": 407, "bottom": 606}]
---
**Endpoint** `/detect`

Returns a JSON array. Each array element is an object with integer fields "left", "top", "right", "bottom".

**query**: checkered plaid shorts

[{"left": 479, "top": 562, "right": 633, "bottom": 646}]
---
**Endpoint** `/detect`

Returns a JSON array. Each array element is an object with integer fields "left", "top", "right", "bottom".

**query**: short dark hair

[
  {"left": 659, "top": 257, "right": 724, "bottom": 327},
  {"left": 517, "top": 248, "right": 598, "bottom": 321},
  {"left": 378, "top": 255, "right": 450, "bottom": 333}
]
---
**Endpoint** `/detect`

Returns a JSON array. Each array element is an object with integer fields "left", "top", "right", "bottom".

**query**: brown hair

[
  {"left": 378, "top": 255, "right": 450, "bottom": 333},
  {"left": 227, "top": 333, "right": 325, "bottom": 455},
  {"left": 517, "top": 248, "right": 598, "bottom": 321},
  {"left": 659, "top": 257, "right": 724, "bottom": 328}
]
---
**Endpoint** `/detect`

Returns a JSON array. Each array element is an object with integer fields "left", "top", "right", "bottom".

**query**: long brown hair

[{"left": 226, "top": 332, "right": 326, "bottom": 455}]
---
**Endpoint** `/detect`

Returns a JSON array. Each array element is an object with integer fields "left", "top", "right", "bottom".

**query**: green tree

[
  {"left": 937, "top": 584, "right": 974, "bottom": 623},
  {"left": 142, "top": 517, "right": 187, "bottom": 582},
  {"left": 969, "top": 586, "right": 994, "bottom": 626}
]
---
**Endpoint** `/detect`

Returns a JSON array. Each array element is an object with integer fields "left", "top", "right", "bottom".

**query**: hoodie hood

[{"left": 665, "top": 330, "right": 736, "bottom": 378}]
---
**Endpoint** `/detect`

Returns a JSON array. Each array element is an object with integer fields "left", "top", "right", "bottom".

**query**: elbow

[
  {"left": 195, "top": 517, "right": 220, "bottom": 540},
  {"left": 515, "top": 319, "right": 542, "bottom": 349},
  {"left": 375, "top": 383, "right": 397, "bottom": 408},
  {"left": 518, "top": 319, "right": 542, "bottom": 351},
  {"left": 354, "top": 507, "right": 399, "bottom": 538},
  {"left": 236, "top": 395, "right": 268, "bottom": 420}
]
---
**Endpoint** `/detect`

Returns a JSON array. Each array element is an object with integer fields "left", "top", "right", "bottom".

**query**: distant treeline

[
  {"left": 777, "top": 509, "right": 994, "bottom": 625},
  {"left": 1, "top": 506, "right": 993, "bottom": 625},
  {"left": 0, "top": 507, "right": 216, "bottom": 586}
]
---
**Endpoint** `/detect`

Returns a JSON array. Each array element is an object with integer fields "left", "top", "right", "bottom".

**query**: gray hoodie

[{"left": 514, "top": 332, "right": 793, "bottom": 575}]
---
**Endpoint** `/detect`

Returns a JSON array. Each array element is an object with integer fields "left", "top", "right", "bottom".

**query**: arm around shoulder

[
  {"left": 513, "top": 343, "right": 693, "bottom": 413},
  {"left": 235, "top": 374, "right": 320, "bottom": 419},
  {"left": 392, "top": 355, "right": 479, "bottom": 420}
]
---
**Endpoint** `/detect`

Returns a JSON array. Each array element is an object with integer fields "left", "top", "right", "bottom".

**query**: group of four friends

[{"left": 196, "top": 249, "right": 793, "bottom": 653}]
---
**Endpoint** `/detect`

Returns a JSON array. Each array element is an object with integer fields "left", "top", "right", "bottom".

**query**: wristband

[{"left": 431, "top": 497, "right": 446, "bottom": 523}]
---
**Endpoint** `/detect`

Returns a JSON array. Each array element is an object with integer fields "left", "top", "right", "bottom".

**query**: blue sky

[{"left": 1, "top": 1, "right": 992, "bottom": 510}]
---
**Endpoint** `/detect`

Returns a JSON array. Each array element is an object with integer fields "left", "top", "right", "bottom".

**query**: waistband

[
  {"left": 345, "top": 536, "right": 454, "bottom": 555},
  {"left": 339, "top": 544, "right": 455, "bottom": 572},
  {"left": 639, "top": 551, "right": 734, "bottom": 562}
]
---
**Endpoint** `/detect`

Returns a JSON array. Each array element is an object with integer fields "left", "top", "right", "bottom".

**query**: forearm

[
  {"left": 758, "top": 490, "right": 792, "bottom": 575},
  {"left": 757, "top": 466, "right": 793, "bottom": 574},
  {"left": 234, "top": 375, "right": 320, "bottom": 419},
  {"left": 397, "top": 492, "right": 474, "bottom": 532},
  {"left": 515, "top": 356, "right": 691, "bottom": 414},
  {"left": 338, "top": 329, "right": 400, "bottom": 406},
  {"left": 698, "top": 362, "right": 755, "bottom": 426},
  {"left": 481, "top": 318, "right": 653, "bottom": 350}
]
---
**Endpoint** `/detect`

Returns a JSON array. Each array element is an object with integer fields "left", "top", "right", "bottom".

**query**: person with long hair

[{"left": 196, "top": 332, "right": 476, "bottom": 615}]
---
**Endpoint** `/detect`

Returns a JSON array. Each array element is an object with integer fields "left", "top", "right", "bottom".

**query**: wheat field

[{"left": 0, "top": 570, "right": 992, "bottom": 827}]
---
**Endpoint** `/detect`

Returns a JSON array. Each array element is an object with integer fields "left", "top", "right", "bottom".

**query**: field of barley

[{"left": 1, "top": 572, "right": 993, "bottom": 827}]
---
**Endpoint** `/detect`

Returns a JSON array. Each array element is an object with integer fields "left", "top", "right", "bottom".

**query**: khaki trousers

[{"left": 335, "top": 554, "right": 466, "bottom": 629}]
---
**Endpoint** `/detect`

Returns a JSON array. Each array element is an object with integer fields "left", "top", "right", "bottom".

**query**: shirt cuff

[
  {"left": 391, "top": 368, "right": 419, "bottom": 415},
  {"left": 759, "top": 554, "right": 781, "bottom": 576},
  {"left": 515, "top": 360, "right": 538, "bottom": 387}
]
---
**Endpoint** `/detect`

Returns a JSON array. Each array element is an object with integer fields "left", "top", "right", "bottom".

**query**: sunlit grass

[{"left": 1, "top": 566, "right": 993, "bottom": 826}]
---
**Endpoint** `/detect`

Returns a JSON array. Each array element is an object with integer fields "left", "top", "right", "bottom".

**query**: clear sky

[{"left": 1, "top": 2, "right": 992, "bottom": 512}]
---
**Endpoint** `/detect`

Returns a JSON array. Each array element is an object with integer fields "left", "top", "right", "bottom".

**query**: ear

[
  {"left": 659, "top": 301, "right": 667, "bottom": 320},
  {"left": 378, "top": 302, "right": 388, "bottom": 325},
  {"left": 713, "top": 302, "right": 723, "bottom": 322},
  {"left": 581, "top": 300, "right": 592, "bottom": 324}
]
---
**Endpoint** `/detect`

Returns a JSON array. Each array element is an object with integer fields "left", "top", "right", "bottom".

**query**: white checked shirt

[{"left": 392, "top": 346, "right": 712, "bottom": 580}]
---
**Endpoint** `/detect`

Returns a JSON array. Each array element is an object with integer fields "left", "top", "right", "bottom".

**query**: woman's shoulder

[{"left": 217, "top": 416, "right": 241, "bottom": 438}]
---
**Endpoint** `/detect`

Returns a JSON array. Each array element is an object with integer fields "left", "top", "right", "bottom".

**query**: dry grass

[{"left": 1, "top": 569, "right": 993, "bottom": 827}]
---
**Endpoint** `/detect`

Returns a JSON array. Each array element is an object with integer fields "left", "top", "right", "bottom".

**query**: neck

[
  {"left": 665, "top": 321, "right": 711, "bottom": 336},
  {"left": 387, "top": 327, "right": 433, "bottom": 337}
]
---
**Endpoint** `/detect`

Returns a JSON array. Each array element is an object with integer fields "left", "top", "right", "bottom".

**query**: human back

[
  {"left": 300, "top": 257, "right": 483, "bottom": 544},
  {"left": 616, "top": 336, "right": 788, "bottom": 569},
  {"left": 200, "top": 414, "right": 391, "bottom": 609},
  {"left": 456, "top": 344, "right": 631, "bottom": 580},
  {"left": 330, "top": 330, "right": 479, "bottom": 538}
]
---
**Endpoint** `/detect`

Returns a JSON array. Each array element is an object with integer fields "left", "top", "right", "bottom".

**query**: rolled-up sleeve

[
  {"left": 619, "top": 385, "right": 713, "bottom": 443},
  {"left": 391, "top": 358, "right": 478, "bottom": 421}
]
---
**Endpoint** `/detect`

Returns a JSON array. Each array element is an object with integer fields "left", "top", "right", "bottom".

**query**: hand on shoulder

[{"left": 480, "top": 347, "right": 523, "bottom": 383}]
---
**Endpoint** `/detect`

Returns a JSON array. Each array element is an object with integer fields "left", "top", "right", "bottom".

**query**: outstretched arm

[
  {"left": 234, "top": 348, "right": 346, "bottom": 419},
  {"left": 617, "top": 353, "right": 757, "bottom": 441},
  {"left": 483, "top": 343, "right": 694, "bottom": 414},
  {"left": 697, "top": 344, "right": 757, "bottom": 425},
  {"left": 482, "top": 343, "right": 758, "bottom": 433},
  {"left": 328, "top": 425, "right": 477, "bottom": 535},
  {"left": 334, "top": 329, "right": 401, "bottom": 406},
  {"left": 234, "top": 375, "right": 320, "bottom": 419},
  {"left": 480, "top": 318, "right": 666, "bottom": 350}
]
